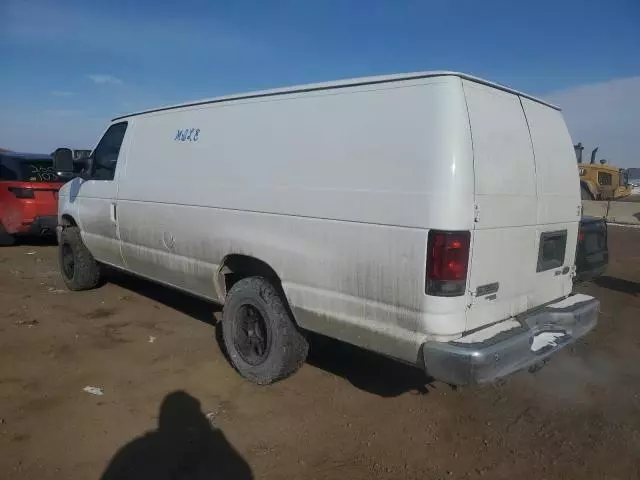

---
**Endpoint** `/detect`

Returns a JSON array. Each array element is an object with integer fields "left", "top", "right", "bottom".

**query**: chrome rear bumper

[{"left": 422, "top": 294, "right": 599, "bottom": 385}]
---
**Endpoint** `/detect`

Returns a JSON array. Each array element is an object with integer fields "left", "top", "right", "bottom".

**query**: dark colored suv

[
  {"left": 0, "top": 152, "right": 63, "bottom": 245},
  {"left": 575, "top": 216, "right": 608, "bottom": 283}
]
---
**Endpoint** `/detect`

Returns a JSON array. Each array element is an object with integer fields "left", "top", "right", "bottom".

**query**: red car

[{"left": 0, "top": 152, "right": 63, "bottom": 245}]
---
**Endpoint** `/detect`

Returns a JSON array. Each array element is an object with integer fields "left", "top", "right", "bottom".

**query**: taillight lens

[
  {"left": 578, "top": 231, "right": 585, "bottom": 243},
  {"left": 8, "top": 187, "right": 35, "bottom": 199},
  {"left": 426, "top": 230, "right": 471, "bottom": 297}
]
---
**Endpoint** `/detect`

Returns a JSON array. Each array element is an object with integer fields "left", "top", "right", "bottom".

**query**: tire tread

[
  {"left": 59, "top": 226, "right": 102, "bottom": 291},
  {"left": 222, "top": 277, "right": 308, "bottom": 385}
]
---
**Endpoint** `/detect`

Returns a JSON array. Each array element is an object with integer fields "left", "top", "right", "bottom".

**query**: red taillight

[
  {"left": 578, "top": 231, "right": 585, "bottom": 243},
  {"left": 426, "top": 230, "right": 470, "bottom": 297},
  {"left": 8, "top": 187, "right": 35, "bottom": 199}
]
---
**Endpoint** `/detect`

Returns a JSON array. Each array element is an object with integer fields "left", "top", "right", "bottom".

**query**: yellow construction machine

[{"left": 574, "top": 143, "right": 631, "bottom": 200}]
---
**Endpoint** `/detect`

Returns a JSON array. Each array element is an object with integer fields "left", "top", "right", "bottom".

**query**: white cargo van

[{"left": 53, "top": 71, "right": 598, "bottom": 385}]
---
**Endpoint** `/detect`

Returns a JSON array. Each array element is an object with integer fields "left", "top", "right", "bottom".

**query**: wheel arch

[
  {"left": 60, "top": 214, "right": 78, "bottom": 227},
  {"left": 215, "top": 254, "right": 283, "bottom": 301}
]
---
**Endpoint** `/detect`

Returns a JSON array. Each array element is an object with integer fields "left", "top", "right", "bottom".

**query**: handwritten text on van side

[{"left": 174, "top": 128, "right": 200, "bottom": 142}]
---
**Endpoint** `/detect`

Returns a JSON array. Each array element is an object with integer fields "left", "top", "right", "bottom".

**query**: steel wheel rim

[{"left": 233, "top": 304, "right": 271, "bottom": 366}]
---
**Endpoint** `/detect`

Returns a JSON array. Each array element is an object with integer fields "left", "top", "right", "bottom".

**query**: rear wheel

[
  {"left": 0, "top": 224, "right": 15, "bottom": 246},
  {"left": 581, "top": 187, "right": 593, "bottom": 200},
  {"left": 58, "top": 226, "right": 103, "bottom": 291},
  {"left": 222, "top": 277, "right": 308, "bottom": 385}
]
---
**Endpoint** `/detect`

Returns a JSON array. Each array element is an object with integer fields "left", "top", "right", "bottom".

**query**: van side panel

[
  {"left": 116, "top": 78, "right": 475, "bottom": 363},
  {"left": 117, "top": 202, "right": 434, "bottom": 357},
  {"left": 119, "top": 78, "right": 466, "bottom": 228}
]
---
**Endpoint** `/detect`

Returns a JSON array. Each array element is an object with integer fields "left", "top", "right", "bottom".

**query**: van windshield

[{"left": 0, "top": 156, "right": 62, "bottom": 182}]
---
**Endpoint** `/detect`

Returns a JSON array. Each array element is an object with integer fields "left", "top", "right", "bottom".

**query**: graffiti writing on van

[{"left": 174, "top": 128, "right": 200, "bottom": 142}]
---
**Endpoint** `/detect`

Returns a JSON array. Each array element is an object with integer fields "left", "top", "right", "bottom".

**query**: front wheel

[
  {"left": 222, "top": 277, "right": 308, "bottom": 385},
  {"left": 58, "top": 226, "right": 103, "bottom": 291}
]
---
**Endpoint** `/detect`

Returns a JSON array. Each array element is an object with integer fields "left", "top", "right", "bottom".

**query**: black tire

[
  {"left": 58, "top": 226, "right": 103, "bottom": 291},
  {"left": 222, "top": 277, "right": 308, "bottom": 385},
  {"left": 0, "top": 223, "right": 15, "bottom": 246},
  {"left": 581, "top": 187, "right": 593, "bottom": 200}
]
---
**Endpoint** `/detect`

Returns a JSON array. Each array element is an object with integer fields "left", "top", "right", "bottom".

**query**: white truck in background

[{"left": 53, "top": 71, "right": 598, "bottom": 385}]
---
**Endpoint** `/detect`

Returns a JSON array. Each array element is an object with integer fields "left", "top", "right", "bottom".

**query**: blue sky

[{"left": 1, "top": 0, "right": 639, "bottom": 166}]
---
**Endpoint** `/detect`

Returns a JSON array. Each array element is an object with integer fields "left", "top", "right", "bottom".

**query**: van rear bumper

[{"left": 421, "top": 294, "right": 599, "bottom": 385}]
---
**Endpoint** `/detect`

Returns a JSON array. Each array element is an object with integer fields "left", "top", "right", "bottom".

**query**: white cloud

[
  {"left": 546, "top": 77, "right": 640, "bottom": 168},
  {"left": 51, "top": 90, "right": 74, "bottom": 97},
  {"left": 88, "top": 74, "right": 123, "bottom": 86}
]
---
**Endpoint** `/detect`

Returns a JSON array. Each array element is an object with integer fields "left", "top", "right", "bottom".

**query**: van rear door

[
  {"left": 462, "top": 80, "right": 538, "bottom": 331},
  {"left": 462, "top": 81, "right": 578, "bottom": 332},
  {"left": 519, "top": 97, "right": 580, "bottom": 306}
]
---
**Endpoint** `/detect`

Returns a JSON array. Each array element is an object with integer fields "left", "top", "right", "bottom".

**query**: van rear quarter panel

[{"left": 116, "top": 77, "right": 474, "bottom": 362}]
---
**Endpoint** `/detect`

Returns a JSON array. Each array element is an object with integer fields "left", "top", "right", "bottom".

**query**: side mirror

[{"left": 53, "top": 148, "right": 75, "bottom": 179}]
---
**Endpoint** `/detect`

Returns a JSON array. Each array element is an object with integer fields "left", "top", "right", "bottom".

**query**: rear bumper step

[{"left": 422, "top": 294, "right": 599, "bottom": 385}]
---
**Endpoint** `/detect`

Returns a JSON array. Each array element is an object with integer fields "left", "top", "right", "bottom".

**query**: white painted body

[{"left": 57, "top": 72, "right": 581, "bottom": 365}]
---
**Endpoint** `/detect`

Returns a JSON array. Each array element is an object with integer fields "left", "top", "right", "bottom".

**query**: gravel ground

[{"left": 1, "top": 227, "right": 639, "bottom": 479}]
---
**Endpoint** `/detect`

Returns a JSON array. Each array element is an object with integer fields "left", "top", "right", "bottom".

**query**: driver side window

[{"left": 91, "top": 122, "right": 128, "bottom": 181}]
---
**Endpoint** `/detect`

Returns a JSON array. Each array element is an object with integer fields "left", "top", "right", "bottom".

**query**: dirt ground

[{"left": 1, "top": 227, "right": 639, "bottom": 480}]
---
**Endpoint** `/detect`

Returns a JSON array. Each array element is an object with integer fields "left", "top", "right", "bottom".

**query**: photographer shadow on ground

[{"left": 100, "top": 390, "right": 253, "bottom": 480}]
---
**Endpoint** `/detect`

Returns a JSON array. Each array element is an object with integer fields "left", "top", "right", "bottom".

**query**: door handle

[{"left": 110, "top": 203, "right": 117, "bottom": 222}]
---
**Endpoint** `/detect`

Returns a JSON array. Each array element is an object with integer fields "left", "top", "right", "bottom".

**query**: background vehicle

[
  {"left": 0, "top": 152, "right": 63, "bottom": 245},
  {"left": 53, "top": 71, "right": 598, "bottom": 386},
  {"left": 51, "top": 149, "right": 93, "bottom": 162},
  {"left": 72, "top": 149, "right": 92, "bottom": 161},
  {"left": 574, "top": 143, "right": 632, "bottom": 200},
  {"left": 628, "top": 168, "right": 640, "bottom": 195},
  {"left": 575, "top": 216, "right": 608, "bottom": 283}
]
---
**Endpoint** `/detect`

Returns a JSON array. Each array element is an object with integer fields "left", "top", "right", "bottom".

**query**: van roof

[{"left": 112, "top": 71, "right": 560, "bottom": 121}]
